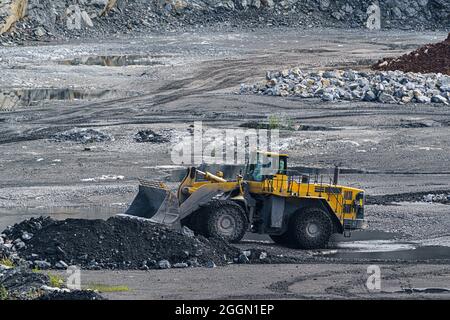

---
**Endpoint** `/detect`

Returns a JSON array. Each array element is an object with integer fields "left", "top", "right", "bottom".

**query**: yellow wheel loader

[{"left": 126, "top": 151, "right": 366, "bottom": 249}]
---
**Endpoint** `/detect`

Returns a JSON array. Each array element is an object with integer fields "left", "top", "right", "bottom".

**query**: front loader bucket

[{"left": 125, "top": 180, "right": 180, "bottom": 226}]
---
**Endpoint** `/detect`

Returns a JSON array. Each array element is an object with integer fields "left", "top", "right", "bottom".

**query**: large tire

[
  {"left": 202, "top": 200, "right": 248, "bottom": 243},
  {"left": 288, "top": 207, "right": 332, "bottom": 249},
  {"left": 181, "top": 210, "right": 205, "bottom": 235}
]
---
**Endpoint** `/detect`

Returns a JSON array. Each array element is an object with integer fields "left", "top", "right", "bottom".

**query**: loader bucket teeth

[{"left": 125, "top": 180, "right": 180, "bottom": 225}]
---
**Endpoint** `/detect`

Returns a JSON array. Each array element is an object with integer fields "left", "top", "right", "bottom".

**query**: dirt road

[{"left": 56, "top": 264, "right": 450, "bottom": 299}]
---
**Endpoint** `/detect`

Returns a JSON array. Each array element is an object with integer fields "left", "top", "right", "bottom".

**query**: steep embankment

[{"left": 0, "top": 0, "right": 449, "bottom": 45}]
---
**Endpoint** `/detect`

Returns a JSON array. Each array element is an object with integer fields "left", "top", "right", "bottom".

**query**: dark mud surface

[
  {"left": 38, "top": 290, "right": 106, "bottom": 300},
  {"left": 367, "top": 190, "right": 450, "bottom": 205},
  {"left": 67, "top": 264, "right": 450, "bottom": 299}
]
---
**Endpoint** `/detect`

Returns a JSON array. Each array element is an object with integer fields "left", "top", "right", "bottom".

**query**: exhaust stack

[{"left": 333, "top": 165, "right": 339, "bottom": 185}]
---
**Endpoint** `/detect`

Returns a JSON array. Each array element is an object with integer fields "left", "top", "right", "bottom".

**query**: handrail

[{"left": 325, "top": 184, "right": 347, "bottom": 222}]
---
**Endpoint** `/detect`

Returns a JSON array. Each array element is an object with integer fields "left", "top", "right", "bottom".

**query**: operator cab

[{"left": 244, "top": 151, "right": 288, "bottom": 182}]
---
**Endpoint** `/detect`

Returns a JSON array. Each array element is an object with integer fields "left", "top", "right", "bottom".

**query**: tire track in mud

[
  {"left": 0, "top": 57, "right": 261, "bottom": 128},
  {"left": 225, "top": 266, "right": 450, "bottom": 299}
]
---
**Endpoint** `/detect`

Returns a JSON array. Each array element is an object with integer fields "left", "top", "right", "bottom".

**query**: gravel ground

[
  {"left": 53, "top": 264, "right": 450, "bottom": 299},
  {"left": 0, "top": 27, "right": 449, "bottom": 299}
]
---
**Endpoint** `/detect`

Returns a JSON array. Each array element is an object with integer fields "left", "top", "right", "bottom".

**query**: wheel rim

[
  {"left": 216, "top": 214, "right": 236, "bottom": 237},
  {"left": 306, "top": 221, "right": 320, "bottom": 237}
]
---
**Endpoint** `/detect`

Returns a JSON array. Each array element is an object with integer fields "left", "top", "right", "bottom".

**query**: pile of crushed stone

[
  {"left": 134, "top": 129, "right": 171, "bottom": 143},
  {"left": 373, "top": 33, "right": 450, "bottom": 75},
  {"left": 240, "top": 68, "right": 450, "bottom": 105},
  {"left": 51, "top": 128, "right": 113, "bottom": 144},
  {"left": 422, "top": 193, "right": 450, "bottom": 204},
  {"left": 1, "top": 216, "right": 241, "bottom": 270}
]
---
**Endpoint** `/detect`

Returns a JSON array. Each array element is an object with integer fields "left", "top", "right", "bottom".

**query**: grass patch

[
  {"left": 0, "top": 285, "right": 8, "bottom": 300},
  {"left": 268, "top": 114, "right": 295, "bottom": 130},
  {"left": 0, "top": 258, "right": 14, "bottom": 268},
  {"left": 32, "top": 267, "right": 40, "bottom": 273},
  {"left": 85, "top": 283, "right": 130, "bottom": 293},
  {"left": 239, "top": 115, "right": 296, "bottom": 131},
  {"left": 48, "top": 273, "right": 64, "bottom": 288}
]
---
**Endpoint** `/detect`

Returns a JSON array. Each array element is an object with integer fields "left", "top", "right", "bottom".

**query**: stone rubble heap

[
  {"left": 422, "top": 193, "right": 450, "bottom": 204},
  {"left": 240, "top": 68, "right": 450, "bottom": 105},
  {"left": 134, "top": 129, "right": 172, "bottom": 143},
  {"left": 50, "top": 128, "right": 113, "bottom": 144}
]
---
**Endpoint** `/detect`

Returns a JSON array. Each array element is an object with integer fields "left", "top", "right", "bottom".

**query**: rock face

[
  {"left": 240, "top": 68, "right": 450, "bottom": 105},
  {"left": 0, "top": 0, "right": 448, "bottom": 44},
  {"left": 0, "top": 0, "right": 27, "bottom": 34}
]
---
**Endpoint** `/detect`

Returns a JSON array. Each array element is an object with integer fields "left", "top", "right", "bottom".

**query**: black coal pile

[
  {"left": 134, "top": 129, "right": 171, "bottom": 143},
  {"left": 38, "top": 290, "right": 106, "bottom": 300},
  {"left": 0, "top": 267, "right": 49, "bottom": 300},
  {"left": 2, "top": 216, "right": 240, "bottom": 270},
  {"left": 0, "top": 245, "right": 9, "bottom": 261},
  {"left": 0, "top": 266, "right": 106, "bottom": 300},
  {"left": 51, "top": 128, "right": 113, "bottom": 144}
]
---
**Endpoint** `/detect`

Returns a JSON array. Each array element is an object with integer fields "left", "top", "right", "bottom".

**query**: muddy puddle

[
  {"left": 327, "top": 232, "right": 450, "bottom": 261},
  {"left": 395, "top": 288, "right": 450, "bottom": 294},
  {"left": 59, "top": 54, "right": 170, "bottom": 67},
  {"left": 0, "top": 88, "right": 137, "bottom": 109},
  {"left": 328, "top": 245, "right": 450, "bottom": 261}
]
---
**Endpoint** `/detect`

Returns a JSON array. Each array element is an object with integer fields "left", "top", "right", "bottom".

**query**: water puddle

[
  {"left": 335, "top": 240, "right": 417, "bottom": 253},
  {"left": 59, "top": 54, "right": 171, "bottom": 67},
  {"left": 395, "top": 288, "right": 450, "bottom": 294},
  {"left": 327, "top": 233, "right": 450, "bottom": 261},
  {"left": 0, "top": 88, "right": 132, "bottom": 109}
]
